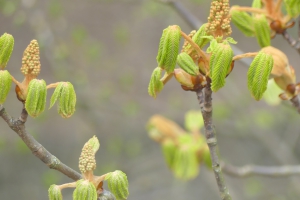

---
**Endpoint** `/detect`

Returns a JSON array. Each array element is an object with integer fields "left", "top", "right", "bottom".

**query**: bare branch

[
  {"left": 0, "top": 104, "right": 82, "bottom": 180},
  {"left": 196, "top": 81, "right": 232, "bottom": 200},
  {"left": 222, "top": 162, "right": 300, "bottom": 177}
]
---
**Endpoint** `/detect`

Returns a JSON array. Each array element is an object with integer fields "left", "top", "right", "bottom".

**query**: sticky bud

[
  {"left": 156, "top": 25, "right": 181, "bottom": 73},
  {"left": 0, "top": 33, "right": 14, "bottom": 69},
  {"left": 148, "top": 67, "right": 164, "bottom": 98},
  {"left": 174, "top": 68, "right": 195, "bottom": 90},
  {"left": 177, "top": 52, "right": 199, "bottom": 76},
  {"left": 209, "top": 42, "right": 234, "bottom": 92},
  {"left": 25, "top": 79, "right": 47, "bottom": 117},
  {"left": 247, "top": 51, "right": 274, "bottom": 100},
  {"left": 253, "top": 15, "right": 271, "bottom": 47},
  {"left": 230, "top": 7, "right": 255, "bottom": 37},
  {"left": 105, "top": 170, "right": 129, "bottom": 200},
  {"left": 0, "top": 70, "right": 12, "bottom": 104},
  {"left": 49, "top": 82, "right": 76, "bottom": 118},
  {"left": 73, "top": 179, "right": 97, "bottom": 200},
  {"left": 48, "top": 185, "right": 62, "bottom": 200}
]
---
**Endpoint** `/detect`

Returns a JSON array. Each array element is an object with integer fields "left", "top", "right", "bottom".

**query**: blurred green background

[{"left": 1, "top": 0, "right": 300, "bottom": 199}]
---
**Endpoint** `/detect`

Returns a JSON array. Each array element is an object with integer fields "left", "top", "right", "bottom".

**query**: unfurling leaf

[
  {"left": 0, "top": 33, "right": 14, "bottom": 69},
  {"left": 0, "top": 70, "right": 12, "bottom": 104},
  {"left": 156, "top": 25, "right": 181, "bottom": 73},
  {"left": 191, "top": 23, "right": 210, "bottom": 48},
  {"left": 25, "top": 79, "right": 47, "bottom": 117},
  {"left": 252, "top": 0, "right": 262, "bottom": 9},
  {"left": 284, "top": 0, "right": 300, "bottom": 18},
  {"left": 247, "top": 51, "right": 274, "bottom": 100},
  {"left": 87, "top": 135, "right": 100, "bottom": 154},
  {"left": 209, "top": 42, "right": 234, "bottom": 92},
  {"left": 148, "top": 67, "right": 164, "bottom": 98},
  {"left": 105, "top": 170, "right": 129, "bottom": 200},
  {"left": 230, "top": 7, "right": 255, "bottom": 37},
  {"left": 253, "top": 15, "right": 271, "bottom": 47},
  {"left": 50, "top": 82, "right": 76, "bottom": 118},
  {"left": 177, "top": 52, "right": 199, "bottom": 76},
  {"left": 162, "top": 139, "right": 177, "bottom": 168},
  {"left": 48, "top": 185, "right": 62, "bottom": 200},
  {"left": 184, "top": 110, "right": 203, "bottom": 132},
  {"left": 73, "top": 179, "right": 97, "bottom": 200}
]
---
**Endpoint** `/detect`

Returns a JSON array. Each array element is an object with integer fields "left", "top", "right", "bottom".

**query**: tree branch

[
  {"left": 0, "top": 104, "right": 82, "bottom": 180},
  {"left": 222, "top": 162, "right": 300, "bottom": 177},
  {"left": 290, "top": 95, "right": 300, "bottom": 113},
  {"left": 196, "top": 81, "right": 232, "bottom": 200}
]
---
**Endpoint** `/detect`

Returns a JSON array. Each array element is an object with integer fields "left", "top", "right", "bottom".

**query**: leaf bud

[
  {"left": 0, "top": 70, "right": 12, "bottom": 104},
  {"left": 230, "top": 7, "right": 255, "bottom": 37},
  {"left": 174, "top": 68, "right": 195, "bottom": 90},
  {"left": 253, "top": 15, "right": 271, "bottom": 47},
  {"left": 209, "top": 42, "right": 234, "bottom": 92},
  {"left": 25, "top": 79, "right": 47, "bottom": 117},
  {"left": 0, "top": 33, "right": 14, "bottom": 69},
  {"left": 177, "top": 52, "right": 199, "bottom": 76},
  {"left": 156, "top": 25, "right": 181, "bottom": 73},
  {"left": 105, "top": 170, "right": 129, "bottom": 200},
  {"left": 73, "top": 179, "right": 97, "bottom": 200},
  {"left": 247, "top": 51, "right": 274, "bottom": 100},
  {"left": 148, "top": 67, "right": 164, "bottom": 98},
  {"left": 49, "top": 82, "right": 76, "bottom": 118},
  {"left": 48, "top": 185, "right": 63, "bottom": 200}
]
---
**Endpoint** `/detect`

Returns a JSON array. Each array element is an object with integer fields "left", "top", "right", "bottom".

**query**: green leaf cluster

[
  {"left": 25, "top": 79, "right": 47, "bottom": 117},
  {"left": 73, "top": 180, "right": 97, "bottom": 200},
  {"left": 50, "top": 82, "right": 76, "bottom": 118},
  {"left": 248, "top": 51, "right": 274, "bottom": 100},
  {"left": 176, "top": 52, "right": 199, "bottom": 76},
  {"left": 0, "top": 70, "right": 12, "bottom": 104},
  {"left": 106, "top": 170, "right": 129, "bottom": 200},
  {"left": 0, "top": 33, "right": 14, "bottom": 69},
  {"left": 48, "top": 185, "right": 62, "bottom": 200}
]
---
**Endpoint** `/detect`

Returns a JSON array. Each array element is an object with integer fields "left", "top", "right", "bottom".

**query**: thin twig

[
  {"left": 196, "top": 81, "right": 232, "bottom": 200},
  {"left": 232, "top": 52, "right": 257, "bottom": 61},
  {"left": 222, "top": 162, "right": 300, "bottom": 177},
  {"left": 0, "top": 104, "right": 82, "bottom": 180},
  {"left": 290, "top": 95, "right": 300, "bottom": 113}
]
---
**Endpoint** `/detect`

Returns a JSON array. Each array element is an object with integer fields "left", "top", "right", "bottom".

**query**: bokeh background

[{"left": 1, "top": 0, "right": 300, "bottom": 199}]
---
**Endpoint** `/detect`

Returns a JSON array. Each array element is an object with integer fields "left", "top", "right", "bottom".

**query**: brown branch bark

[
  {"left": 0, "top": 104, "right": 82, "bottom": 180},
  {"left": 196, "top": 81, "right": 232, "bottom": 200},
  {"left": 290, "top": 95, "right": 300, "bottom": 113},
  {"left": 222, "top": 162, "right": 300, "bottom": 177}
]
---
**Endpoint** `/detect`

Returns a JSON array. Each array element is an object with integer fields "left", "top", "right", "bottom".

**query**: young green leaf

[
  {"left": 50, "top": 82, "right": 76, "bottom": 118},
  {"left": 0, "top": 33, "right": 14, "bottom": 69},
  {"left": 184, "top": 110, "right": 203, "bottom": 132},
  {"left": 0, "top": 70, "right": 12, "bottom": 104},
  {"left": 48, "top": 185, "right": 62, "bottom": 200},
  {"left": 209, "top": 42, "right": 234, "bottom": 92},
  {"left": 253, "top": 15, "right": 271, "bottom": 47},
  {"left": 230, "top": 7, "right": 255, "bottom": 37},
  {"left": 105, "top": 170, "right": 129, "bottom": 200},
  {"left": 25, "top": 79, "right": 47, "bottom": 117},
  {"left": 73, "top": 180, "right": 97, "bottom": 200},
  {"left": 248, "top": 51, "right": 274, "bottom": 100},
  {"left": 162, "top": 139, "right": 177, "bottom": 169},
  {"left": 191, "top": 23, "right": 210, "bottom": 48},
  {"left": 176, "top": 52, "right": 199, "bottom": 76},
  {"left": 148, "top": 67, "right": 164, "bottom": 98},
  {"left": 252, "top": 0, "right": 262, "bottom": 8},
  {"left": 156, "top": 25, "right": 181, "bottom": 73}
]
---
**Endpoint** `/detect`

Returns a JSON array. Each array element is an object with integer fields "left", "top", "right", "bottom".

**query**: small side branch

[
  {"left": 196, "top": 82, "right": 232, "bottom": 200},
  {"left": 0, "top": 104, "right": 81, "bottom": 180},
  {"left": 222, "top": 162, "right": 300, "bottom": 177},
  {"left": 282, "top": 30, "right": 300, "bottom": 54}
]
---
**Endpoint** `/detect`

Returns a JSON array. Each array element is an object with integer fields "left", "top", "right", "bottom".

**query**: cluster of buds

[
  {"left": 48, "top": 136, "right": 129, "bottom": 200},
  {"left": 20, "top": 40, "right": 41, "bottom": 77},
  {"left": 206, "top": 0, "right": 232, "bottom": 37},
  {"left": 147, "top": 111, "right": 211, "bottom": 180}
]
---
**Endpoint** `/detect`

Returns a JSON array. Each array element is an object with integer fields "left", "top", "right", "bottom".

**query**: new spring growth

[
  {"left": 156, "top": 25, "right": 181, "bottom": 74},
  {"left": 49, "top": 82, "right": 76, "bottom": 118},
  {"left": 16, "top": 40, "right": 41, "bottom": 102},
  {"left": 177, "top": 52, "right": 200, "bottom": 76},
  {"left": 247, "top": 50, "right": 273, "bottom": 100},
  {"left": 0, "top": 70, "right": 12, "bottom": 104},
  {"left": 79, "top": 136, "right": 99, "bottom": 177},
  {"left": 48, "top": 185, "right": 63, "bottom": 200},
  {"left": 105, "top": 170, "right": 129, "bottom": 200},
  {"left": 0, "top": 33, "right": 14, "bottom": 69},
  {"left": 25, "top": 79, "right": 47, "bottom": 117},
  {"left": 206, "top": 0, "right": 232, "bottom": 38},
  {"left": 73, "top": 180, "right": 97, "bottom": 200},
  {"left": 148, "top": 67, "right": 164, "bottom": 98}
]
